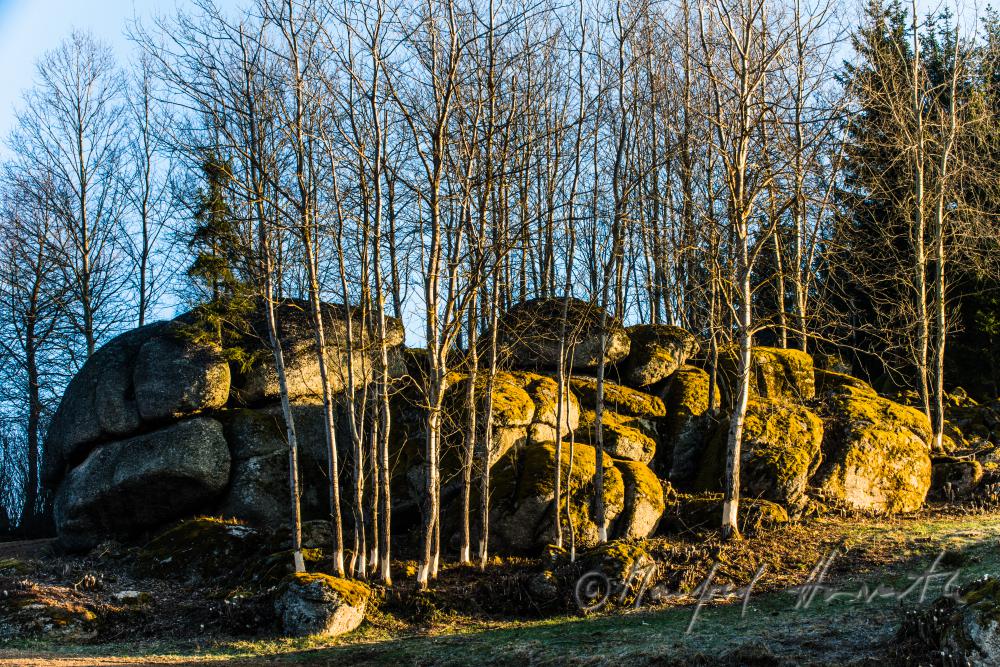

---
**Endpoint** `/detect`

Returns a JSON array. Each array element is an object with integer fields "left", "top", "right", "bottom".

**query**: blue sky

[
  {"left": 0, "top": 0, "right": 238, "bottom": 151},
  {"left": 0, "top": 0, "right": 979, "bottom": 149}
]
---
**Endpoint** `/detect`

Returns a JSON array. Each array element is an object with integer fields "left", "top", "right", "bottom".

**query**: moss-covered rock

[
  {"left": 134, "top": 516, "right": 265, "bottom": 582},
  {"left": 509, "top": 372, "right": 580, "bottom": 443},
  {"left": 614, "top": 459, "right": 665, "bottom": 537},
  {"left": 576, "top": 409, "right": 657, "bottom": 464},
  {"left": 619, "top": 324, "right": 699, "bottom": 388},
  {"left": 274, "top": 572, "right": 369, "bottom": 637},
  {"left": 250, "top": 548, "right": 328, "bottom": 592},
  {"left": 443, "top": 371, "right": 536, "bottom": 429},
  {"left": 498, "top": 297, "right": 630, "bottom": 371},
  {"left": 812, "top": 384, "right": 932, "bottom": 513},
  {"left": 718, "top": 346, "right": 816, "bottom": 403},
  {"left": 570, "top": 377, "right": 666, "bottom": 418},
  {"left": 945, "top": 394, "right": 1000, "bottom": 450},
  {"left": 659, "top": 492, "right": 788, "bottom": 536},
  {"left": 490, "top": 441, "right": 627, "bottom": 552},
  {"left": 930, "top": 457, "right": 984, "bottom": 500},
  {"left": 659, "top": 365, "right": 717, "bottom": 482},
  {"left": 736, "top": 399, "right": 823, "bottom": 509},
  {"left": 903, "top": 576, "right": 1000, "bottom": 666},
  {"left": 569, "top": 539, "right": 654, "bottom": 609},
  {"left": 432, "top": 372, "right": 535, "bottom": 477},
  {"left": 814, "top": 369, "right": 874, "bottom": 396},
  {"left": 486, "top": 440, "right": 664, "bottom": 552},
  {"left": 685, "top": 399, "right": 823, "bottom": 511}
]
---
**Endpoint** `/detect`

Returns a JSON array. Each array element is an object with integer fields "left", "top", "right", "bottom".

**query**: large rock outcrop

[
  {"left": 499, "top": 297, "right": 630, "bottom": 370},
  {"left": 44, "top": 297, "right": 941, "bottom": 553},
  {"left": 45, "top": 301, "right": 405, "bottom": 549}
]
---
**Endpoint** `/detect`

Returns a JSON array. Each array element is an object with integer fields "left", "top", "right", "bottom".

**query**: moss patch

[
  {"left": 576, "top": 409, "right": 657, "bottom": 463},
  {"left": 282, "top": 572, "right": 371, "bottom": 608},
  {"left": 717, "top": 346, "right": 816, "bottom": 403},
  {"left": 570, "top": 377, "right": 666, "bottom": 418}
]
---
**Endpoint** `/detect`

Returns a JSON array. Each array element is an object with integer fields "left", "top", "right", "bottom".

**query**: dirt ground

[{"left": 2, "top": 504, "right": 997, "bottom": 666}]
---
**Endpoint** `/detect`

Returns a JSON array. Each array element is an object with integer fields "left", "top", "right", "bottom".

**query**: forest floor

[{"left": 2, "top": 505, "right": 998, "bottom": 666}]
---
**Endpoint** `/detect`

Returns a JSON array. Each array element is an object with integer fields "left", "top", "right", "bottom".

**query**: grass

[{"left": 3, "top": 509, "right": 999, "bottom": 666}]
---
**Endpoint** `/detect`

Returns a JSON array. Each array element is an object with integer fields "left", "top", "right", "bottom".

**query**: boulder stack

[{"left": 44, "top": 300, "right": 405, "bottom": 550}]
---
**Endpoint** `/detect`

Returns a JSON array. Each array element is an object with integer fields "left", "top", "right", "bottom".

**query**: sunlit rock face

[{"left": 43, "top": 294, "right": 936, "bottom": 554}]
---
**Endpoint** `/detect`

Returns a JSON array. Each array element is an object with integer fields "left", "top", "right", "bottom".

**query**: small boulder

[
  {"left": 499, "top": 297, "right": 630, "bottom": 371},
  {"left": 619, "top": 324, "right": 699, "bottom": 388},
  {"left": 275, "top": 573, "right": 370, "bottom": 637},
  {"left": 930, "top": 457, "right": 984, "bottom": 500}
]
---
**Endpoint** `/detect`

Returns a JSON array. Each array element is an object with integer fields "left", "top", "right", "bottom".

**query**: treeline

[{"left": 0, "top": 0, "right": 997, "bottom": 586}]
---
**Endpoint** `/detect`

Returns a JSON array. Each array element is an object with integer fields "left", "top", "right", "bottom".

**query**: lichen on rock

[
  {"left": 498, "top": 297, "right": 630, "bottom": 370},
  {"left": 570, "top": 377, "right": 666, "bottom": 418},
  {"left": 812, "top": 384, "right": 932, "bottom": 513},
  {"left": 575, "top": 409, "right": 657, "bottom": 464},
  {"left": 684, "top": 399, "right": 823, "bottom": 512},
  {"left": 618, "top": 324, "right": 699, "bottom": 388},
  {"left": 718, "top": 346, "right": 816, "bottom": 403},
  {"left": 274, "top": 572, "right": 370, "bottom": 637},
  {"left": 490, "top": 441, "right": 628, "bottom": 551}
]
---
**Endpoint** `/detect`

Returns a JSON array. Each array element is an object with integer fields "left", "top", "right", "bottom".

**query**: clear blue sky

[{"left": 0, "top": 0, "right": 238, "bottom": 151}]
